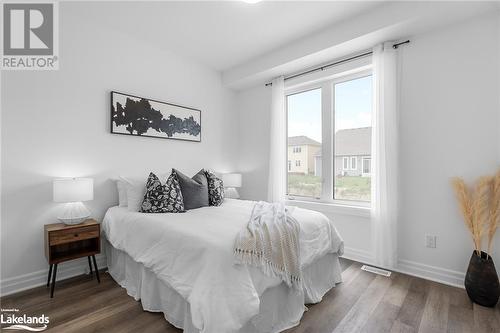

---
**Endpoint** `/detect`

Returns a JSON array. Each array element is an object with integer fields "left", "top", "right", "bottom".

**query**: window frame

[{"left": 285, "top": 67, "right": 372, "bottom": 208}]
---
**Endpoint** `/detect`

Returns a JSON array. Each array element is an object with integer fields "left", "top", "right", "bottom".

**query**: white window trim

[
  {"left": 286, "top": 199, "right": 370, "bottom": 218},
  {"left": 285, "top": 66, "right": 372, "bottom": 209}
]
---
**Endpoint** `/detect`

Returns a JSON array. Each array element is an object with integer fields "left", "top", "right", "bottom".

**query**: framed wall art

[{"left": 110, "top": 91, "right": 201, "bottom": 142}]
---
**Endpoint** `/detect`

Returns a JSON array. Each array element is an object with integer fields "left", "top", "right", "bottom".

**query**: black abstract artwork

[{"left": 111, "top": 91, "right": 201, "bottom": 142}]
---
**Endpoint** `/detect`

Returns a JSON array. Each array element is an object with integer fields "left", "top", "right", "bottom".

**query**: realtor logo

[
  {"left": 1, "top": 2, "right": 59, "bottom": 70},
  {"left": 1, "top": 308, "right": 49, "bottom": 331}
]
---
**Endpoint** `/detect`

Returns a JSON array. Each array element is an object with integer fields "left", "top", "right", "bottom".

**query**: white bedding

[{"left": 102, "top": 199, "right": 344, "bottom": 333}]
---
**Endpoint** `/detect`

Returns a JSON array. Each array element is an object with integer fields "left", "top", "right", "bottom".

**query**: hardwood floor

[{"left": 1, "top": 259, "right": 499, "bottom": 332}]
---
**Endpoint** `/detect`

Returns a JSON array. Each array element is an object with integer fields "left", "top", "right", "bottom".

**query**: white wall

[
  {"left": 397, "top": 13, "right": 500, "bottom": 282},
  {"left": 236, "top": 85, "right": 271, "bottom": 201},
  {"left": 235, "top": 13, "right": 500, "bottom": 286},
  {"left": 0, "top": 3, "right": 238, "bottom": 294}
]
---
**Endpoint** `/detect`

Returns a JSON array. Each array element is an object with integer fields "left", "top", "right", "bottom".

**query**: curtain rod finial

[{"left": 393, "top": 40, "right": 410, "bottom": 49}]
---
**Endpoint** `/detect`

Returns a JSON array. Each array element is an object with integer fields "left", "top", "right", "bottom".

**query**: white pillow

[
  {"left": 119, "top": 176, "right": 148, "bottom": 212},
  {"left": 116, "top": 180, "right": 128, "bottom": 207},
  {"left": 119, "top": 173, "right": 169, "bottom": 212}
]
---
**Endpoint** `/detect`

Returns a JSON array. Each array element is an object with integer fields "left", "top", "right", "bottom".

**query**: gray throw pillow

[{"left": 174, "top": 169, "right": 209, "bottom": 210}]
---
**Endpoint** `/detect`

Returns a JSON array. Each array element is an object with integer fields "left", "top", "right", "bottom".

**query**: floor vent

[{"left": 361, "top": 265, "right": 392, "bottom": 277}]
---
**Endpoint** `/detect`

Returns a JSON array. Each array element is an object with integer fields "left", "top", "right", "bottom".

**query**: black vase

[{"left": 464, "top": 251, "right": 500, "bottom": 307}]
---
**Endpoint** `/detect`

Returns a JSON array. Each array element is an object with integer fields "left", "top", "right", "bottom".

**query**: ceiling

[
  {"left": 67, "top": 1, "right": 387, "bottom": 71},
  {"left": 223, "top": 0, "right": 499, "bottom": 89}
]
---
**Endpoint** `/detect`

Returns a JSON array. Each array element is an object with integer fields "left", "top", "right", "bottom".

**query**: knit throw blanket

[{"left": 234, "top": 201, "right": 302, "bottom": 291}]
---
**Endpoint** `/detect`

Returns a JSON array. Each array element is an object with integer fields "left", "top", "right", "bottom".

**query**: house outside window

[{"left": 334, "top": 75, "right": 372, "bottom": 202}]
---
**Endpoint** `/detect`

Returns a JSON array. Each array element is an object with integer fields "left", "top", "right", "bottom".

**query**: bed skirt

[{"left": 104, "top": 240, "right": 342, "bottom": 333}]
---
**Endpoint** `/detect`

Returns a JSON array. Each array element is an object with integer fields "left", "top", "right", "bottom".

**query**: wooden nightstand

[{"left": 44, "top": 219, "right": 101, "bottom": 298}]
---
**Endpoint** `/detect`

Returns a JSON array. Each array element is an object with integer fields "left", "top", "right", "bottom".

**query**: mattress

[{"left": 102, "top": 199, "right": 344, "bottom": 332}]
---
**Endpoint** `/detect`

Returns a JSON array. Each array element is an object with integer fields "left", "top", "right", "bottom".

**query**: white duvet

[{"left": 102, "top": 199, "right": 343, "bottom": 333}]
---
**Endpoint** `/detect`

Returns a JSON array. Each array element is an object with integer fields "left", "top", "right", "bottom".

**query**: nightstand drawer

[{"left": 50, "top": 226, "right": 99, "bottom": 245}]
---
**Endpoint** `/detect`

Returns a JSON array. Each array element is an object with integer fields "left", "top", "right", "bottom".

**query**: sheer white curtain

[
  {"left": 267, "top": 76, "right": 286, "bottom": 203},
  {"left": 371, "top": 43, "right": 399, "bottom": 269}
]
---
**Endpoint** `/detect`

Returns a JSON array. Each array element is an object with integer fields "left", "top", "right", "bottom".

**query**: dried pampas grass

[
  {"left": 472, "top": 177, "right": 492, "bottom": 255},
  {"left": 452, "top": 178, "right": 475, "bottom": 249},
  {"left": 452, "top": 169, "right": 500, "bottom": 257},
  {"left": 488, "top": 170, "right": 500, "bottom": 255}
]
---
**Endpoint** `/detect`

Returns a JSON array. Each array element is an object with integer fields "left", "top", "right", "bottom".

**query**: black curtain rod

[{"left": 265, "top": 40, "right": 410, "bottom": 87}]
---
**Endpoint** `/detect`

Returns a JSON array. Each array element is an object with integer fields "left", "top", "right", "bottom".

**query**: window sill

[{"left": 286, "top": 198, "right": 371, "bottom": 218}]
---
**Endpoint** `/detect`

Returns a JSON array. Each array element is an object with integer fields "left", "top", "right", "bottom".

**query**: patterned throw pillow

[
  {"left": 204, "top": 170, "right": 224, "bottom": 206},
  {"left": 140, "top": 172, "right": 185, "bottom": 213}
]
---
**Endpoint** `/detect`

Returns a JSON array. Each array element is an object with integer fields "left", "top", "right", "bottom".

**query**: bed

[{"left": 102, "top": 198, "right": 344, "bottom": 333}]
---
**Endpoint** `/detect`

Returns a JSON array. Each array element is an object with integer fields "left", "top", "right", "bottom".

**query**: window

[
  {"left": 288, "top": 160, "right": 291, "bottom": 171},
  {"left": 362, "top": 158, "right": 371, "bottom": 174},
  {"left": 343, "top": 157, "right": 349, "bottom": 170},
  {"left": 287, "top": 88, "right": 322, "bottom": 198},
  {"left": 334, "top": 75, "right": 372, "bottom": 201},
  {"left": 286, "top": 69, "right": 372, "bottom": 204},
  {"left": 351, "top": 157, "right": 357, "bottom": 170}
]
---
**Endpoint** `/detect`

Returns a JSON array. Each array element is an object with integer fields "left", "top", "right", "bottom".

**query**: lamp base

[
  {"left": 57, "top": 202, "right": 91, "bottom": 225},
  {"left": 225, "top": 187, "right": 240, "bottom": 199}
]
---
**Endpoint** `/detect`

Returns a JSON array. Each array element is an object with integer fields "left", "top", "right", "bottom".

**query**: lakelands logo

[
  {"left": 1, "top": 2, "right": 59, "bottom": 70},
  {"left": 1, "top": 308, "right": 49, "bottom": 331}
]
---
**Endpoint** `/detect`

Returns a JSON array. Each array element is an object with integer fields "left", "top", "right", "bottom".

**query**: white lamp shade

[
  {"left": 222, "top": 173, "right": 242, "bottom": 188},
  {"left": 53, "top": 178, "right": 94, "bottom": 203}
]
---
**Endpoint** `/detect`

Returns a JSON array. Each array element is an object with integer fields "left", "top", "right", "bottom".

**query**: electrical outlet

[{"left": 425, "top": 235, "right": 437, "bottom": 248}]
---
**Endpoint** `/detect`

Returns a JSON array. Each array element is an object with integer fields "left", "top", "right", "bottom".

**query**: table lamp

[
  {"left": 222, "top": 173, "right": 242, "bottom": 199},
  {"left": 53, "top": 178, "right": 93, "bottom": 225}
]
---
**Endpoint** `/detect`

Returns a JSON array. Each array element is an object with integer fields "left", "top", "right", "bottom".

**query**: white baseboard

[
  {"left": 0, "top": 254, "right": 107, "bottom": 297},
  {"left": 342, "top": 247, "right": 465, "bottom": 289},
  {"left": 341, "top": 246, "right": 374, "bottom": 264},
  {"left": 396, "top": 259, "right": 465, "bottom": 289}
]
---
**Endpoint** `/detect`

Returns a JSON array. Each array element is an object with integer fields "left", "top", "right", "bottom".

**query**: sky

[{"left": 287, "top": 75, "right": 372, "bottom": 143}]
